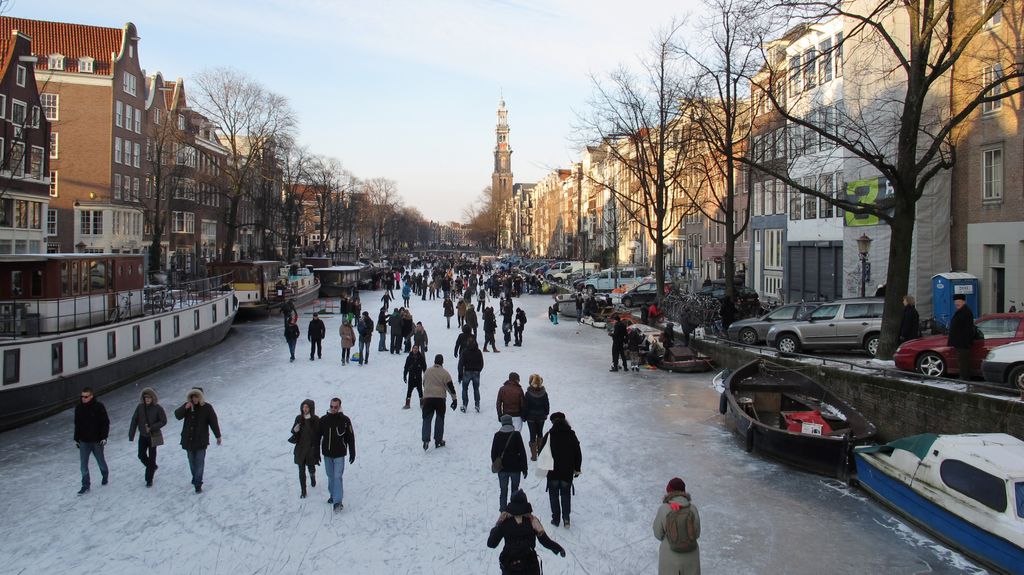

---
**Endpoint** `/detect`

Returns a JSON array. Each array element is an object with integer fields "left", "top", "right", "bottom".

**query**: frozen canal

[{"left": 0, "top": 286, "right": 987, "bottom": 574}]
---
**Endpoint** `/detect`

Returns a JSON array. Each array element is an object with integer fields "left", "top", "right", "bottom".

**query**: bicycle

[{"left": 108, "top": 292, "right": 133, "bottom": 323}]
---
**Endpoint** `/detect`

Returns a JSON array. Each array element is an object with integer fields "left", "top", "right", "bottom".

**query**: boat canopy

[{"left": 856, "top": 434, "right": 940, "bottom": 460}]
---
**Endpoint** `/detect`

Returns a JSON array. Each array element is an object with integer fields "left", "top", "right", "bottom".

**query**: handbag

[
  {"left": 491, "top": 432, "right": 515, "bottom": 473},
  {"left": 535, "top": 435, "right": 554, "bottom": 477},
  {"left": 150, "top": 429, "right": 164, "bottom": 447},
  {"left": 287, "top": 434, "right": 298, "bottom": 444}
]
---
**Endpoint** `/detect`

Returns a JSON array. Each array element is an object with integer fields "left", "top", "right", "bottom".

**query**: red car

[{"left": 894, "top": 313, "right": 1024, "bottom": 377}]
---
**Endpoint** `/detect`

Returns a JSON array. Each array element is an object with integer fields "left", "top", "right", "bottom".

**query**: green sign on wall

[{"left": 844, "top": 176, "right": 892, "bottom": 227}]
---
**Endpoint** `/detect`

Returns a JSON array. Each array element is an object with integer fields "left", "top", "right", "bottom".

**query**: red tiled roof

[{"left": 0, "top": 16, "right": 125, "bottom": 75}]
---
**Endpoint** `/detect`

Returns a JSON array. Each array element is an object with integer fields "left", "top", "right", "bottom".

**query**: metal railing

[{"left": 0, "top": 273, "right": 233, "bottom": 340}]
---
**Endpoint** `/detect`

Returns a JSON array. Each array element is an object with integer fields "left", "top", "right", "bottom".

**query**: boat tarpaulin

[{"left": 855, "top": 433, "right": 940, "bottom": 460}]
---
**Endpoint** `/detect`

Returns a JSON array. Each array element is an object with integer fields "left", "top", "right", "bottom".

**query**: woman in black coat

[
  {"left": 128, "top": 387, "right": 167, "bottom": 487},
  {"left": 290, "top": 399, "right": 321, "bottom": 498},
  {"left": 522, "top": 374, "right": 550, "bottom": 461},
  {"left": 487, "top": 489, "right": 565, "bottom": 575},
  {"left": 540, "top": 412, "right": 582, "bottom": 528},
  {"left": 899, "top": 295, "right": 921, "bottom": 343},
  {"left": 492, "top": 415, "right": 528, "bottom": 512}
]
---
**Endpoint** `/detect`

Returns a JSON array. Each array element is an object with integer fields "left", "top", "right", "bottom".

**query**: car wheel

[
  {"left": 1008, "top": 365, "right": 1024, "bottom": 393},
  {"left": 916, "top": 352, "right": 946, "bottom": 377},
  {"left": 622, "top": 296, "right": 633, "bottom": 308},
  {"left": 739, "top": 328, "right": 758, "bottom": 345},
  {"left": 864, "top": 334, "right": 880, "bottom": 357},
  {"left": 776, "top": 334, "right": 800, "bottom": 354}
]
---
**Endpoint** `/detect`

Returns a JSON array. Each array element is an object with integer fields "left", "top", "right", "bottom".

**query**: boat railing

[
  {"left": 704, "top": 334, "right": 1023, "bottom": 400},
  {"left": 0, "top": 274, "right": 233, "bottom": 339}
]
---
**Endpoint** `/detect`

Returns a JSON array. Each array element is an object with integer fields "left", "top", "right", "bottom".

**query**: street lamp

[{"left": 857, "top": 233, "right": 872, "bottom": 297}]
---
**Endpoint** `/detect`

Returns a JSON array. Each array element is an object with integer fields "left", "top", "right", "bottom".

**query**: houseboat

[
  {"left": 0, "top": 254, "right": 236, "bottom": 431},
  {"left": 313, "top": 264, "right": 371, "bottom": 297},
  {"left": 207, "top": 261, "right": 320, "bottom": 315}
]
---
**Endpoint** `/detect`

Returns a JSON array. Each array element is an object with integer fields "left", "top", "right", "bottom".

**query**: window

[
  {"left": 115, "top": 101, "right": 123, "bottom": 127},
  {"left": 16, "top": 65, "right": 26, "bottom": 87},
  {"left": 123, "top": 72, "right": 137, "bottom": 96},
  {"left": 194, "top": 309, "right": 200, "bottom": 330},
  {"left": 820, "top": 174, "right": 834, "bottom": 218},
  {"left": 803, "top": 49, "right": 817, "bottom": 90},
  {"left": 78, "top": 337, "right": 88, "bottom": 368},
  {"left": 133, "top": 178, "right": 140, "bottom": 201},
  {"left": 172, "top": 211, "right": 195, "bottom": 233},
  {"left": 113, "top": 174, "right": 122, "bottom": 200},
  {"left": 11, "top": 142, "right": 24, "bottom": 177},
  {"left": 983, "top": 147, "right": 1002, "bottom": 200},
  {"left": 834, "top": 33, "right": 843, "bottom": 78},
  {"left": 115, "top": 137, "right": 122, "bottom": 164},
  {"left": 154, "top": 320, "right": 162, "bottom": 344},
  {"left": 51, "top": 342, "right": 63, "bottom": 375},
  {"left": 50, "top": 131, "right": 58, "bottom": 159},
  {"left": 133, "top": 142, "right": 141, "bottom": 168},
  {"left": 843, "top": 303, "right": 872, "bottom": 319},
  {"left": 818, "top": 38, "right": 833, "bottom": 84},
  {"left": 983, "top": 0, "right": 1002, "bottom": 28},
  {"left": 134, "top": 108, "right": 142, "bottom": 133},
  {"left": 178, "top": 114, "right": 186, "bottom": 130},
  {"left": 107, "top": 331, "right": 116, "bottom": 359},
  {"left": 132, "top": 325, "right": 141, "bottom": 351},
  {"left": 212, "top": 304, "right": 218, "bottom": 322},
  {"left": 765, "top": 229, "right": 783, "bottom": 269},
  {"left": 790, "top": 186, "right": 802, "bottom": 220},
  {"left": 30, "top": 106, "right": 40, "bottom": 128},
  {"left": 810, "top": 304, "right": 839, "bottom": 320},
  {"left": 982, "top": 65, "right": 1003, "bottom": 113},
  {"left": 12, "top": 100, "right": 26, "bottom": 126},
  {"left": 29, "top": 147, "right": 44, "bottom": 180},
  {"left": 124, "top": 106, "right": 132, "bottom": 132},
  {"left": 40, "top": 93, "right": 58, "bottom": 121},
  {"left": 80, "top": 210, "right": 103, "bottom": 235},
  {"left": 804, "top": 193, "right": 817, "bottom": 219},
  {"left": 173, "top": 315, "right": 180, "bottom": 337},
  {"left": 47, "top": 208, "right": 57, "bottom": 235},
  {"left": 940, "top": 459, "right": 1007, "bottom": 512},
  {"left": 3, "top": 349, "right": 19, "bottom": 385},
  {"left": 0, "top": 94, "right": 5, "bottom": 119},
  {"left": 977, "top": 318, "right": 1020, "bottom": 338},
  {"left": 767, "top": 306, "right": 798, "bottom": 321},
  {"left": 153, "top": 108, "right": 161, "bottom": 125},
  {"left": 788, "top": 56, "right": 801, "bottom": 96},
  {"left": 78, "top": 57, "right": 94, "bottom": 73}
]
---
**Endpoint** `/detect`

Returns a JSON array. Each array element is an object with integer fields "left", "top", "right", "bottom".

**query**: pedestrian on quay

[
  {"left": 318, "top": 397, "right": 355, "bottom": 511},
  {"left": 381, "top": 290, "right": 393, "bottom": 310},
  {"left": 128, "top": 387, "right": 166, "bottom": 487},
  {"left": 414, "top": 321, "right": 429, "bottom": 353},
  {"left": 281, "top": 300, "right": 297, "bottom": 326},
  {"left": 421, "top": 354, "right": 458, "bottom": 450},
  {"left": 403, "top": 344, "right": 428, "bottom": 409},
  {"left": 401, "top": 308, "right": 415, "bottom": 353},
  {"left": 947, "top": 294, "right": 977, "bottom": 381},
  {"left": 610, "top": 317, "right": 629, "bottom": 372},
  {"left": 376, "top": 306, "right": 389, "bottom": 352},
  {"left": 653, "top": 477, "right": 702, "bottom": 575},
  {"left": 496, "top": 372, "right": 525, "bottom": 431},
  {"left": 540, "top": 412, "right": 582, "bottom": 528},
  {"left": 478, "top": 286, "right": 488, "bottom": 313},
  {"left": 465, "top": 303, "right": 479, "bottom": 338},
  {"left": 548, "top": 304, "right": 559, "bottom": 325},
  {"left": 402, "top": 281, "right": 412, "bottom": 307},
  {"left": 627, "top": 326, "right": 644, "bottom": 371},
  {"left": 487, "top": 489, "right": 566, "bottom": 575},
  {"left": 289, "top": 399, "right": 321, "bottom": 499},
  {"left": 513, "top": 308, "right": 527, "bottom": 346},
  {"left": 460, "top": 339, "right": 484, "bottom": 413},
  {"left": 358, "top": 311, "right": 374, "bottom": 365},
  {"left": 457, "top": 298, "right": 467, "bottom": 329},
  {"left": 483, "top": 306, "right": 500, "bottom": 352},
  {"left": 308, "top": 312, "right": 326, "bottom": 361},
  {"left": 899, "top": 295, "right": 921, "bottom": 343},
  {"left": 492, "top": 415, "right": 528, "bottom": 512},
  {"left": 339, "top": 317, "right": 356, "bottom": 365},
  {"left": 74, "top": 387, "right": 110, "bottom": 495},
  {"left": 174, "top": 388, "right": 222, "bottom": 493},
  {"left": 443, "top": 296, "right": 455, "bottom": 329},
  {"left": 389, "top": 308, "right": 403, "bottom": 354},
  {"left": 285, "top": 315, "right": 300, "bottom": 362},
  {"left": 522, "top": 375, "right": 549, "bottom": 461}
]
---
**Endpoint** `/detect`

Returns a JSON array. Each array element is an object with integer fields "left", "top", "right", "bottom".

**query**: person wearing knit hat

[
  {"left": 487, "top": 489, "right": 566, "bottom": 574},
  {"left": 492, "top": 415, "right": 528, "bottom": 512},
  {"left": 653, "top": 477, "right": 702, "bottom": 574},
  {"left": 539, "top": 411, "right": 581, "bottom": 528}
]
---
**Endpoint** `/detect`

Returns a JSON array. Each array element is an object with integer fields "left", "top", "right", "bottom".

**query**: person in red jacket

[{"left": 496, "top": 372, "right": 525, "bottom": 431}]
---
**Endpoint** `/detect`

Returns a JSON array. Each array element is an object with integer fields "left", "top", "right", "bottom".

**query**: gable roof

[{"left": 0, "top": 17, "right": 131, "bottom": 75}]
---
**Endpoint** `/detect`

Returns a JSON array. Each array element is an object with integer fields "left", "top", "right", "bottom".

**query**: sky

[{"left": 11, "top": 0, "right": 703, "bottom": 222}]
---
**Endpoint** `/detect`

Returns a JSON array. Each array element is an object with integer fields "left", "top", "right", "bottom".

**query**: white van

[
  {"left": 549, "top": 261, "right": 599, "bottom": 282},
  {"left": 582, "top": 267, "right": 644, "bottom": 294}
]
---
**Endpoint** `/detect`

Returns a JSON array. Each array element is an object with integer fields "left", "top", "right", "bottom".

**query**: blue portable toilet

[{"left": 932, "top": 272, "right": 979, "bottom": 329}]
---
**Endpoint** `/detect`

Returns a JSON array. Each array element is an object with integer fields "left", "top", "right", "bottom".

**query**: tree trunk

[
  {"left": 223, "top": 195, "right": 241, "bottom": 261},
  {"left": 876, "top": 194, "right": 917, "bottom": 359}
]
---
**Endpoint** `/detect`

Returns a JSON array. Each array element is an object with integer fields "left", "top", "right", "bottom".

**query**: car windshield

[
  {"left": 810, "top": 305, "right": 840, "bottom": 321},
  {"left": 1016, "top": 481, "right": 1024, "bottom": 519},
  {"left": 766, "top": 306, "right": 797, "bottom": 320},
  {"left": 977, "top": 318, "right": 1021, "bottom": 339}
]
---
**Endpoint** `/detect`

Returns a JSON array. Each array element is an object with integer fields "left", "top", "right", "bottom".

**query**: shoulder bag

[{"left": 492, "top": 433, "right": 515, "bottom": 473}]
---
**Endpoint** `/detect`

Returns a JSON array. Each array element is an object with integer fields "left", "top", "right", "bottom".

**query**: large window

[
  {"left": 47, "top": 208, "right": 57, "bottom": 236},
  {"left": 114, "top": 137, "right": 122, "bottom": 164},
  {"left": 29, "top": 146, "right": 44, "bottom": 180},
  {"left": 789, "top": 186, "right": 802, "bottom": 220},
  {"left": 115, "top": 100, "right": 123, "bottom": 127},
  {"left": 983, "top": 147, "right": 1002, "bottom": 200},
  {"left": 765, "top": 229, "right": 784, "bottom": 270},
  {"left": 80, "top": 210, "right": 103, "bottom": 236},
  {"left": 3, "top": 349, "right": 19, "bottom": 384},
  {"left": 40, "top": 93, "right": 58, "bottom": 120},
  {"left": 51, "top": 342, "right": 63, "bottom": 375},
  {"left": 982, "top": 64, "right": 1003, "bottom": 114},
  {"left": 123, "top": 72, "right": 137, "bottom": 96},
  {"left": 940, "top": 459, "right": 1007, "bottom": 512},
  {"left": 983, "top": 0, "right": 1002, "bottom": 28},
  {"left": 172, "top": 211, "right": 195, "bottom": 234}
]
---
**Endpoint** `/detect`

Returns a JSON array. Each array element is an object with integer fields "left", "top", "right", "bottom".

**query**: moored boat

[
  {"left": 854, "top": 434, "right": 1024, "bottom": 575},
  {"left": 313, "top": 264, "right": 368, "bottom": 298},
  {"left": 721, "top": 359, "right": 876, "bottom": 478},
  {"left": 0, "top": 254, "right": 236, "bottom": 431},
  {"left": 207, "top": 261, "right": 319, "bottom": 315}
]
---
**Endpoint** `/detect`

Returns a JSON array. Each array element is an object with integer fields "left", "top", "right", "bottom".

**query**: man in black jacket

[
  {"left": 460, "top": 339, "right": 485, "bottom": 413},
  {"left": 947, "top": 294, "right": 976, "bottom": 381},
  {"left": 74, "top": 387, "right": 110, "bottom": 495},
  {"left": 403, "top": 345, "right": 428, "bottom": 409},
  {"left": 542, "top": 412, "right": 582, "bottom": 528},
  {"left": 308, "top": 313, "right": 326, "bottom": 361},
  {"left": 174, "top": 388, "right": 222, "bottom": 493},
  {"left": 318, "top": 397, "right": 356, "bottom": 511},
  {"left": 610, "top": 319, "right": 628, "bottom": 372}
]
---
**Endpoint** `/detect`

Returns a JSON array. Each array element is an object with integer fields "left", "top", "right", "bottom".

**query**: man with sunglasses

[
  {"left": 74, "top": 387, "right": 110, "bottom": 495},
  {"left": 318, "top": 397, "right": 356, "bottom": 511}
]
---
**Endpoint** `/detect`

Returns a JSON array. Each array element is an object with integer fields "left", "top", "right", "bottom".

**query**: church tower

[{"left": 492, "top": 97, "right": 513, "bottom": 206}]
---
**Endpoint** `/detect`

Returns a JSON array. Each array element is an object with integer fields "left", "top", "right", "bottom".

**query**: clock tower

[{"left": 492, "top": 97, "right": 513, "bottom": 207}]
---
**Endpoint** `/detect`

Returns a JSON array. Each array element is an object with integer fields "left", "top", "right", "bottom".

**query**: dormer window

[
  {"left": 48, "top": 54, "right": 65, "bottom": 70},
  {"left": 78, "top": 57, "right": 94, "bottom": 73},
  {"left": 16, "top": 65, "right": 26, "bottom": 87}
]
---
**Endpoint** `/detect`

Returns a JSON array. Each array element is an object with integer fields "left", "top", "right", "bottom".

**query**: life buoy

[
  {"left": 719, "top": 392, "right": 728, "bottom": 415},
  {"left": 745, "top": 427, "right": 755, "bottom": 453}
]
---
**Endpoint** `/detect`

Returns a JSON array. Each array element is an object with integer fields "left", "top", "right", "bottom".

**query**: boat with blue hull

[{"left": 854, "top": 434, "right": 1024, "bottom": 575}]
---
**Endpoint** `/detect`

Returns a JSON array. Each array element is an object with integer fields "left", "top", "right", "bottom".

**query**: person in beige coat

[
  {"left": 653, "top": 477, "right": 701, "bottom": 575},
  {"left": 339, "top": 318, "right": 356, "bottom": 365},
  {"left": 421, "top": 354, "right": 457, "bottom": 450}
]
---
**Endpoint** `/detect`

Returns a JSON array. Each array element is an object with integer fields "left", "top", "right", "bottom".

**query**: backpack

[{"left": 664, "top": 502, "right": 699, "bottom": 553}]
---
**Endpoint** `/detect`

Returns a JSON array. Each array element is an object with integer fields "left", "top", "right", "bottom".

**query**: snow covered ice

[{"left": 0, "top": 285, "right": 986, "bottom": 574}]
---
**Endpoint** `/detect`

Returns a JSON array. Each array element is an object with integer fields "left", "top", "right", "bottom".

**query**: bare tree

[
  {"left": 362, "top": 177, "right": 402, "bottom": 253},
  {"left": 143, "top": 109, "right": 191, "bottom": 274},
  {"left": 577, "top": 22, "right": 692, "bottom": 301},
  {"left": 278, "top": 140, "right": 309, "bottom": 262},
  {"left": 189, "top": 67, "right": 295, "bottom": 260},
  {"left": 745, "top": 0, "right": 1023, "bottom": 358},
  {"left": 462, "top": 186, "right": 499, "bottom": 249},
  {"left": 305, "top": 155, "right": 345, "bottom": 256}
]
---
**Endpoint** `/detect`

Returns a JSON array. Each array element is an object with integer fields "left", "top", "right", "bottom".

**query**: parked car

[
  {"left": 894, "top": 313, "right": 1024, "bottom": 378},
  {"left": 727, "top": 303, "right": 821, "bottom": 345},
  {"left": 766, "top": 298, "right": 884, "bottom": 356},
  {"left": 581, "top": 267, "right": 646, "bottom": 294},
  {"left": 981, "top": 340, "right": 1024, "bottom": 393},
  {"left": 549, "top": 261, "right": 599, "bottom": 282},
  {"left": 610, "top": 281, "right": 662, "bottom": 308}
]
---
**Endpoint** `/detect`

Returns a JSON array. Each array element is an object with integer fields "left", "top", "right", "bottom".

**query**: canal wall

[{"left": 692, "top": 339, "right": 1024, "bottom": 442}]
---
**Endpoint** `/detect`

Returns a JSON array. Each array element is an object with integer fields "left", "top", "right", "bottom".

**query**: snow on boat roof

[{"left": 313, "top": 266, "right": 365, "bottom": 272}]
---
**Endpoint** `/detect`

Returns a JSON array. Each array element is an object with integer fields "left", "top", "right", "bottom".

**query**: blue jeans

[
  {"left": 186, "top": 449, "right": 207, "bottom": 486},
  {"left": 498, "top": 470, "right": 522, "bottom": 511},
  {"left": 548, "top": 479, "right": 572, "bottom": 523},
  {"left": 378, "top": 332, "right": 387, "bottom": 351},
  {"left": 359, "top": 340, "right": 370, "bottom": 364},
  {"left": 324, "top": 456, "right": 346, "bottom": 504},
  {"left": 79, "top": 441, "right": 108, "bottom": 487},
  {"left": 286, "top": 339, "right": 297, "bottom": 359},
  {"left": 462, "top": 371, "right": 481, "bottom": 406}
]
